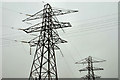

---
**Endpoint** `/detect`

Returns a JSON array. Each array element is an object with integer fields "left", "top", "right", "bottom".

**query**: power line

[
  {"left": 65, "top": 22, "right": 117, "bottom": 35},
  {"left": 64, "top": 26, "right": 117, "bottom": 38},
  {"left": 69, "top": 13, "right": 117, "bottom": 24},
  {"left": 2, "top": 16, "right": 117, "bottom": 38},
  {"left": 1, "top": 23, "right": 117, "bottom": 44},
  {"left": 65, "top": 18, "right": 117, "bottom": 33},
  {"left": 1, "top": 6, "right": 32, "bottom": 16}
]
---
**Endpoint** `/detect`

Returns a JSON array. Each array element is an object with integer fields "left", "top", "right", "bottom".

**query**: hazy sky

[{"left": 2, "top": 2, "right": 118, "bottom": 78}]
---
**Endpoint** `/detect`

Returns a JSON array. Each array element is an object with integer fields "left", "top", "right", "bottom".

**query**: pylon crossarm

[
  {"left": 53, "top": 22, "right": 72, "bottom": 29},
  {"left": 81, "top": 74, "right": 101, "bottom": 79},
  {"left": 79, "top": 67, "right": 88, "bottom": 72},
  {"left": 52, "top": 8, "right": 78, "bottom": 16},
  {"left": 27, "top": 37, "right": 67, "bottom": 47},
  {"left": 92, "top": 60, "right": 106, "bottom": 63},
  {"left": 20, "top": 22, "right": 72, "bottom": 33},
  {"left": 76, "top": 57, "right": 106, "bottom": 64},
  {"left": 22, "top": 8, "right": 78, "bottom": 22},
  {"left": 22, "top": 9, "right": 43, "bottom": 22},
  {"left": 20, "top": 27, "right": 42, "bottom": 33},
  {"left": 20, "top": 36, "right": 40, "bottom": 46},
  {"left": 92, "top": 67, "right": 104, "bottom": 71},
  {"left": 75, "top": 57, "right": 89, "bottom": 64},
  {"left": 79, "top": 67, "right": 104, "bottom": 72},
  {"left": 53, "top": 37, "right": 67, "bottom": 44},
  {"left": 76, "top": 61, "right": 88, "bottom": 64}
]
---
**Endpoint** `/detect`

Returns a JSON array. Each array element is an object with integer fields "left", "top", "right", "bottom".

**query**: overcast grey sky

[{"left": 2, "top": 2, "right": 118, "bottom": 78}]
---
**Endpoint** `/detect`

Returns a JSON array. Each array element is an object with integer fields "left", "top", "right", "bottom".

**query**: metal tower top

[
  {"left": 76, "top": 56, "right": 106, "bottom": 80},
  {"left": 20, "top": 3, "right": 78, "bottom": 80}
]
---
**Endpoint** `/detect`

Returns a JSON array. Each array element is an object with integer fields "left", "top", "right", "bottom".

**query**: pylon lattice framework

[
  {"left": 75, "top": 56, "right": 106, "bottom": 80},
  {"left": 20, "top": 3, "right": 78, "bottom": 80}
]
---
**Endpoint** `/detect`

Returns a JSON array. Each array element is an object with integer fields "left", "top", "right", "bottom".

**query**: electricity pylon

[
  {"left": 20, "top": 3, "right": 78, "bottom": 80},
  {"left": 75, "top": 56, "right": 106, "bottom": 80}
]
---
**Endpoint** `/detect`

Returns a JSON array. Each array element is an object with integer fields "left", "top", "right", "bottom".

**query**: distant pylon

[
  {"left": 20, "top": 3, "right": 78, "bottom": 80},
  {"left": 75, "top": 56, "right": 106, "bottom": 80}
]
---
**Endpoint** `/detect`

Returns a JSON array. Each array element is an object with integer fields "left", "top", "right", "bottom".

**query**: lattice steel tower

[
  {"left": 20, "top": 3, "right": 78, "bottom": 80},
  {"left": 75, "top": 56, "right": 106, "bottom": 80}
]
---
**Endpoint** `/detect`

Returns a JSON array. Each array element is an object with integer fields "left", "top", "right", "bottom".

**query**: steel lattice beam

[
  {"left": 76, "top": 56, "right": 106, "bottom": 80},
  {"left": 20, "top": 3, "right": 78, "bottom": 80}
]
